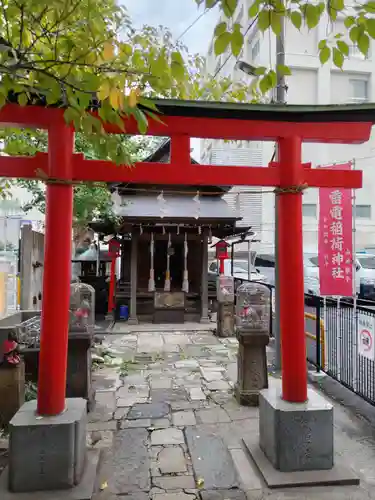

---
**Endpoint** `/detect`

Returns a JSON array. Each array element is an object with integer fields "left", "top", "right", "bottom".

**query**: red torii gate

[{"left": 0, "top": 99, "right": 369, "bottom": 416}]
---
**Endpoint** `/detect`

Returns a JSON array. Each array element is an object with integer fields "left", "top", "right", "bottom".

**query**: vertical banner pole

[{"left": 352, "top": 158, "right": 358, "bottom": 392}]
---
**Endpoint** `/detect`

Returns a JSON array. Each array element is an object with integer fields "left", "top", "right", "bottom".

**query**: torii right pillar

[{"left": 251, "top": 135, "right": 357, "bottom": 483}]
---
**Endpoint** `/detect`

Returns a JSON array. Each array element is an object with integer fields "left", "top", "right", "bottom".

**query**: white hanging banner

[
  {"left": 148, "top": 232, "right": 155, "bottom": 292},
  {"left": 182, "top": 232, "right": 189, "bottom": 293},
  {"left": 164, "top": 232, "right": 171, "bottom": 291}
]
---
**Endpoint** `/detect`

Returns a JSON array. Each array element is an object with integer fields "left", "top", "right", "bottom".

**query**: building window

[
  {"left": 251, "top": 39, "right": 260, "bottom": 61},
  {"left": 349, "top": 78, "right": 368, "bottom": 102},
  {"left": 302, "top": 203, "right": 317, "bottom": 217},
  {"left": 355, "top": 204, "right": 371, "bottom": 219}
]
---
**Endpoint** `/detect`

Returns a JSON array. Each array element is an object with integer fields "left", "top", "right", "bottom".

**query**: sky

[{"left": 124, "top": 0, "right": 219, "bottom": 55}]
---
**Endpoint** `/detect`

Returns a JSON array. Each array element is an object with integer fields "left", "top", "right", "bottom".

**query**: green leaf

[
  {"left": 364, "top": 1, "right": 375, "bottom": 13},
  {"left": 319, "top": 46, "right": 331, "bottom": 64},
  {"left": 17, "top": 93, "right": 28, "bottom": 107},
  {"left": 214, "top": 31, "right": 232, "bottom": 55},
  {"left": 318, "top": 39, "right": 327, "bottom": 50},
  {"left": 358, "top": 33, "right": 370, "bottom": 55},
  {"left": 259, "top": 75, "right": 271, "bottom": 94},
  {"left": 171, "top": 51, "right": 185, "bottom": 81},
  {"left": 214, "top": 22, "right": 227, "bottom": 36},
  {"left": 366, "top": 18, "right": 375, "bottom": 38},
  {"left": 268, "top": 70, "right": 277, "bottom": 88},
  {"left": 290, "top": 11, "right": 302, "bottom": 29},
  {"left": 349, "top": 26, "right": 361, "bottom": 44},
  {"left": 276, "top": 64, "right": 292, "bottom": 76},
  {"left": 344, "top": 16, "right": 355, "bottom": 28},
  {"left": 332, "top": 47, "right": 344, "bottom": 68},
  {"left": 248, "top": 1, "right": 259, "bottom": 17},
  {"left": 63, "top": 107, "right": 80, "bottom": 126},
  {"left": 221, "top": 0, "right": 238, "bottom": 17},
  {"left": 254, "top": 66, "right": 267, "bottom": 75},
  {"left": 133, "top": 108, "right": 148, "bottom": 135},
  {"left": 231, "top": 29, "right": 244, "bottom": 57},
  {"left": 258, "top": 10, "right": 271, "bottom": 31},
  {"left": 337, "top": 40, "right": 349, "bottom": 56},
  {"left": 304, "top": 4, "right": 321, "bottom": 29},
  {"left": 270, "top": 11, "right": 282, "bottom": 35}
]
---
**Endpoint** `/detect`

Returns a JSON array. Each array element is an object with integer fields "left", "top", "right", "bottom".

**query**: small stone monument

[
  {"left": 216, "top": 275, "right": 235, "bottom": 337},
  {"left": 68, "top": 282, "right": 96, "bottom": 410},
  {"left": 0, "top": 332, "right": 24, "bottom": 427},
  {"left": 235, "top": 281, "right": 270, "bottom": 406}
]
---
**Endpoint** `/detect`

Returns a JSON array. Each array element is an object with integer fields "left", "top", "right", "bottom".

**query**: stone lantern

[
  {"left": 235, "top": 281, "right": 270, "bottom": 406},
  {"left": 216, "top": 274, "right": 235, "bottom": 337}
]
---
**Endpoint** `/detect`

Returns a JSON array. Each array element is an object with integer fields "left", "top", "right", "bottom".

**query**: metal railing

[{"left": 304, "top": 294, "right": 375, "bottom": 406}]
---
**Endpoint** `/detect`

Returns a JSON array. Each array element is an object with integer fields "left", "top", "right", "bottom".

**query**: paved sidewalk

[{"left": 89, "top": 329, "right": 375, "bottom": 500}]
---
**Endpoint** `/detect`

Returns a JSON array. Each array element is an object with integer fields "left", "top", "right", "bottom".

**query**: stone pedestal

[
  {"left": 8, "top": 398, "right": 87, "bottom": 493},
  {"left": 0, "top": 362, "right": 25, "bottom": 427},
  {"left": 22, "top": 332, "right": 95, "bottom": 412},
  {"left": 235, "top": 330, "right": 268, "bottom": 406},
  {"left": 67, "top": 331, "right": 95, "bottom": 412},
  {"left": 259, "top": 383, "right": 334, "bottom": 472},
  {"left": 216, "top": 303, "right": 235, "bottom": 337}
]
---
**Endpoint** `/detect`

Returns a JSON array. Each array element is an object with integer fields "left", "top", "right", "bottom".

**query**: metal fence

[{"left": 305, "top": 294, "right": 375, "bottom": 407}]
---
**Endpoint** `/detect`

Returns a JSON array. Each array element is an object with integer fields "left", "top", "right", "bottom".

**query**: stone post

[
  {"left": 0, "top": 361, "right": 25, "bottom": 427},
  {"left": 128, "top": 232, "right": 138, "bottom": 325},
  {"left": 234, "top": 282, "right": 270, "bottom": 405},
  {"left": 200, "top": 229, "right": 210, "bottom": 323},
  {"left": 235, "top": 331, "right": 269, "bottom": 406},
  {"left": 216, "top": 275, "right": 235, "bottom": 337}
]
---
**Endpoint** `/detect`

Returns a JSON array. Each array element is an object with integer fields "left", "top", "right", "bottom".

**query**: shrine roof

[
  {"left": 140, "top": 99, "right": 375, "bottom": 123},
  {"left": 112, "top": 194, "right": 238, "bottom": 222}
]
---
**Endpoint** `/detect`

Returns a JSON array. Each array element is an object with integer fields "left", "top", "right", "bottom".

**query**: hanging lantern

[
  {"left": 198, "top": 225, "right": 201, "bottom": 235},
  {"left": 140, "top": 224, "right": 143, "bottom": 235},
  {"left": 208, "top": 226, "right": 213, "bottom": 244}
]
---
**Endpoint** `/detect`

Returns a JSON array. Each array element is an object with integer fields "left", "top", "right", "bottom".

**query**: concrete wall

[{"left": 20, "top": 225, "right": 44, "bottom": 311}]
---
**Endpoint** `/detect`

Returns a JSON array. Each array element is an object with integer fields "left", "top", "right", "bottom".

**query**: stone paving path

[{"left": 89, "top": 329, "right": 375, "bottom": 500}]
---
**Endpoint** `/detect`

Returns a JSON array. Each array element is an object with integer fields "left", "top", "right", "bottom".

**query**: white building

[{"left": 202, "top": 0, "right": 375, "bottom": 254}]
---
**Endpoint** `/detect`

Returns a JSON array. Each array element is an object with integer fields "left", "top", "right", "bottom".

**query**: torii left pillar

[{"left": 7, "top": 122, "right": 89, "bottom": 494}]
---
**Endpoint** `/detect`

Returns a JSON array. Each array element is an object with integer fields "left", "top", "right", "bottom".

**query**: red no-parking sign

[{"left": 358, "top": 315, "right": 375, "bottom": 360}]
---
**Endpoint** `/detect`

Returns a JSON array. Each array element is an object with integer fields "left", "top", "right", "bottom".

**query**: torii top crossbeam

[{"left": 1, "top": 97, "right": 373, "bottom": 416}]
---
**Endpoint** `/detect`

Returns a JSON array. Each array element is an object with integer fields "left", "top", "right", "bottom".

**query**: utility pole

[{"left": 273, "top": 14, "right": 286, "bottom": 370}]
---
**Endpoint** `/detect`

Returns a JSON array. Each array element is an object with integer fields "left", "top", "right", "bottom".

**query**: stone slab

[
  {"left": 105, "top": 428, "right": 150, "bottom": 494},
  {"left": 9, "top": 398, "right": 87, "bottom": 492},
  {"left": 153, "top": 476, "right": 196, "bottom": 490},
  {"left": 259, "top": 383, "right": 334, "bottom": 472},
  {"left": 172, "top": 411, "right": 196, "bottom": 427},
  {"left": 0, "top": 449, "right": 100, "bottom": 500},
  {"left": 200, "top": 490, "right": 247, "bottom": 500},
  {"left": 185, "top": 427, "right": 239, "bottom": 490},
  {"left": 243, "top": 437, "right": 359, "bottom": 489},
  {"left": 151, "top": 428, "right": 185, "bottom": 446},
  {"left": 158, "top": 447, "right": 187, "bottom": 473},
  {"left": 151, "top": 389, "right": 189, "bottom": 403},
  {"left": 127, "top": 403, "right": 170, "bottom": 420}
]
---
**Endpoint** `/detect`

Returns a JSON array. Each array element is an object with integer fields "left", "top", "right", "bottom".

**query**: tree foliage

[
  {"left": 0, "top": 0, "right": 250, "bottom": 166},
  {"left": 2, "top": 130, "right": 155, "bottom": 227},
  {"left": 197, "top": 0, "right": 375, "bottom": 95}
]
